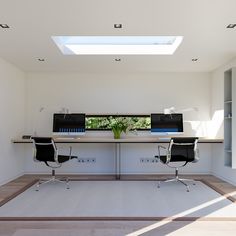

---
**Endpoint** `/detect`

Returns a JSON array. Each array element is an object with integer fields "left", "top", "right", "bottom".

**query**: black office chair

[
  {"left": 31, "top": 137, "right": 77, "bottom": 190},
  {"left": 156, "top": 137, "right": 199, "bottom": 192}
]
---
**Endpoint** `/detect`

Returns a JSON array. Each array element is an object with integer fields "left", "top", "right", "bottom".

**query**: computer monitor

[
  {"left": 53, "top": 113, "right": 85, "bottom": 136},
  {"left": 151, "top": 113, "right": 183, "bottom": 134}
]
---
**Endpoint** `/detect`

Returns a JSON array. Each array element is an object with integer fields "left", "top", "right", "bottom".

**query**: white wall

[
  {"left": 23, "top": 72, "right": 213, "bottom": 174},
  {"left": 211, "top": 57, "right": 236, "bottom": 185},
  {"left": 25, "top": 72, "right": 211, "bottom": 136},
  {"left": 0, "top": 58, "right": 26, "bottom": 185}
]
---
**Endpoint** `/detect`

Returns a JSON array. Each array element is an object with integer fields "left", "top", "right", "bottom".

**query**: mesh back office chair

[
  {"left": 156, "top": 137, "right": 199, "bottom": 192},
  {"left": 31, "top": 137, "right": 77, "bottom": 190}
]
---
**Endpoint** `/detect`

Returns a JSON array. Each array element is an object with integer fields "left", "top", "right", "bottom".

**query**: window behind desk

[{"left": 85, "top": 115, "right": 151, "bottom": 131}]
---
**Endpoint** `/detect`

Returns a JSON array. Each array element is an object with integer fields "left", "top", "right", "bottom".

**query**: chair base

[
  {"left": 158, "top": 177, "right": 195, "bottom": 192},
  {"left": 36, "top": 170, "right": 69, "bottom": 191},
  {"left": 157, "top": 168, "right": 195, "bottom": 192}
]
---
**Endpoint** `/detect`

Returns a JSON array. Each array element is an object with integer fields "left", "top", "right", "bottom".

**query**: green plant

[{"left": 109, "top": 116, "right": 134, "bottom": 139}]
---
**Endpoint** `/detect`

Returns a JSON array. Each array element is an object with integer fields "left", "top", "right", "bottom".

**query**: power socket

[
  {"left": 77, "top": 158, "right": 96, "bottom": 163},
  {"left": 140, "top": 158, "right": 159, "bottom": 163}
]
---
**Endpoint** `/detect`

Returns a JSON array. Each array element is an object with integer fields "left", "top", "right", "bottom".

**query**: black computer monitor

[
  {"left": 151, "top": 113, "right": 183, "bottom": 134},
  {"left": 53, "top": 113, "right": 85, "bottom": 136}
]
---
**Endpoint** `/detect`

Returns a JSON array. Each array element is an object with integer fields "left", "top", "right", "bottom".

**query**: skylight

[{"left": 52, "top": 36, "right": 183, "bottom": 55}]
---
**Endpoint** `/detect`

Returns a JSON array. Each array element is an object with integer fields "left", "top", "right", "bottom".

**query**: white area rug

[{"left": 0, "top": 181, "right": 236, "bottom": 218}]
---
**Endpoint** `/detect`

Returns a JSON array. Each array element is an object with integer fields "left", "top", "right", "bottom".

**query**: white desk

[{"left": 12, "top": 137, "right": 223, "bottom": 144}]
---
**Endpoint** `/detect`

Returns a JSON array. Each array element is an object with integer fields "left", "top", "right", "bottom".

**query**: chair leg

[
  {"left": 164, "top": 178, "right": 178, "bottom": 183},
  {"left": 178, "top": 179, "right": 190, "bottom": 192},
  {"left": 35, "top": 178, "right": 56, "bottom": 191},
  {"left": 36, "top": 180, "right": 40, "bottom": 191},
  {"left": 66, "top": 177, "right": 70, "bottom": 189}
]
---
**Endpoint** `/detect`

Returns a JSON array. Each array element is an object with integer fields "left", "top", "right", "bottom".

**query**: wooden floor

[{"left": 0, "top": 174, "right": 236, "bottom": 236}]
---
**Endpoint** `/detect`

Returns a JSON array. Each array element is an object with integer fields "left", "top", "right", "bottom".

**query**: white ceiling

[{"left": 0, "top": 0, "right": 236, "bottom": 73}]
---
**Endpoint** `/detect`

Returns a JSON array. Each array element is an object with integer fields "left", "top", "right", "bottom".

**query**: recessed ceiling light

[
  {"left": 115, "top": 58, "right": 121, "bottom": 61},
  {"left": 0, "top": 24, "right": 10, "bottom": 29},
  {"left": 52, "top": 36, "right": 183, "bottom": 55},
  {"left": 227, "top": 24, "right": 236, "bottom": 28},
  {"left": 114, "top": 24, "right": 122, "bottom": 29},
  {"left": 192, "top": 58, "right": 198, "bottom": 62},
  {"left": 38, "top": 58, "right": 45, "bottom": 62}
]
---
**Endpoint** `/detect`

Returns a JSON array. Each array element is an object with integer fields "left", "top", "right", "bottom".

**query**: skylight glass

[{"left": 52, "top": 36, "right": 183, "bottom": 55}]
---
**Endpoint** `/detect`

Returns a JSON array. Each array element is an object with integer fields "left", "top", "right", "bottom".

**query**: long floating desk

[
  {"left": 12, "top": 137, "right": 223, "bottom": 179},
  {"left": 12, "top": 137, "right": 223, "bottom": 144}
]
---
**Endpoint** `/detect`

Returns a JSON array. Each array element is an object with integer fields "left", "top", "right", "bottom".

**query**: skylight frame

[{"left": 52, "top": 36, "right": 183, "bottom": 55}]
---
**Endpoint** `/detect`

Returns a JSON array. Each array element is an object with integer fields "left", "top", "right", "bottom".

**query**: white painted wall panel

[
  {"left": 0, "top": 58, "right": 25, "bottom": 185},
  {"left": 211, "top": 57, "right": 236, "bottom": 185}
]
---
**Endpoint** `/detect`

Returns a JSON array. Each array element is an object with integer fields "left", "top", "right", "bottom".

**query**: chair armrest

[
  {"left": 69, "top": 146, "right": 72, "bottom": 159},
  {"left": 192, "top": 147, "right": 200, "bottom": 163},
  {"left": 32, "top": 147, "right": 37, "bottom": 162},
  {"left": 157, "top": 145, "right": 167, "bottom": 159},
  {"left": 67, "top": 146, "right": 78, "bottom": 160}
]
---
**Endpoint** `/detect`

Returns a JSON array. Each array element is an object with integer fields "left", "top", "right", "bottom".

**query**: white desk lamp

[
  {"left": 33, "top": 107, "right": 45, "bottom": 136},
  {"left": 164, "top": 107, "right": 198, "bottom": 114},
  {"left": 59, "top": 107, "right": 69, "bottom": 114}
]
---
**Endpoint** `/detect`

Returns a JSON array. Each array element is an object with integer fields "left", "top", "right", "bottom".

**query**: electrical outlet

[
  {"left": 140, "top": 158, "right": 145, "bottom": 163},
  {"left": 78, "top": 158, "right": 96, "bottom": 163},
  {"left": 151, "top": 158, "right": 158, "bottom": 163},
  {"left": 88, "top": 158, "right": 96, "bottom": 163},
  {"left": 140, "top": 158, "right": 158, "bottom": 163}
]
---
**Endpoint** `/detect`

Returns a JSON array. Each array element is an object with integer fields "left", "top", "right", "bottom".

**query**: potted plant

[{"left": 109, "top": 116, "right": 134, "bottom": 139}]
